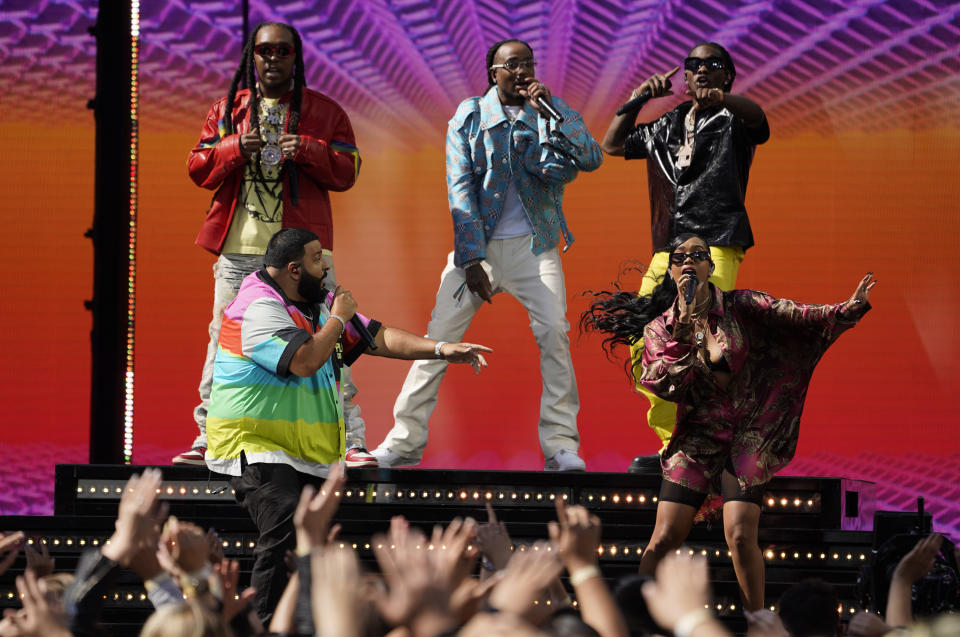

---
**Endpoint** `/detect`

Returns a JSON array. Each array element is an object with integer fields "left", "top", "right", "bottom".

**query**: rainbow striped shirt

[{"left": 205, "top": 269, "right": 378, "bottom": 477}]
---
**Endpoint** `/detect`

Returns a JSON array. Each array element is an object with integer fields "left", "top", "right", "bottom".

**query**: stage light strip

[{"left": 124, "top": 0, "right": 140, "bottom": 463}]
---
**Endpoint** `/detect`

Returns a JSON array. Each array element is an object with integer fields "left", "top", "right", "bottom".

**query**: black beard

[{"left": 297, "top": 270, "right": 328, "bottom": 303}]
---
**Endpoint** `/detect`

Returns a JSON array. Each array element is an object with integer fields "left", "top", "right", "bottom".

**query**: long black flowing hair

[
  {"left": 580, "top": 233, "right": 712, "bottom": 376},
  {"left": 223, "top": 22, "right": 307, "bottom": 204}
]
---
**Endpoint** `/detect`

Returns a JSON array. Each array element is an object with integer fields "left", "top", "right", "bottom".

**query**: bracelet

[
  {"left": 568, "top": 564, "right": 601, "bottom": 587},
  {"left": 328, "top": 314, "right": 346, "bottom": 333},
  {"left": 674, "top": 608, "right": 714, "bottom": 637},
  {"left": 434, "top": 341, "right": 449, "bottom": 359}
]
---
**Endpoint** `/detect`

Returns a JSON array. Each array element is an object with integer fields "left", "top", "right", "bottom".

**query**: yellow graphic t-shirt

[{"left": 222, "top": 97, "right": 288, "bottom": 254}]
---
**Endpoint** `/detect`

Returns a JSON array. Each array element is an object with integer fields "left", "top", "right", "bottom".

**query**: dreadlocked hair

[
  {"left": 580, "top": 233, "right": 710, "bottom": 379},
  {"left": 223, "top": 22, "right": 307, "bottom": 204}
]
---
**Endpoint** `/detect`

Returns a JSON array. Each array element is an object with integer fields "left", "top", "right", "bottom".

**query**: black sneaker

[{"left": 627, "top": 454, "right": 661, "bottom": 474}]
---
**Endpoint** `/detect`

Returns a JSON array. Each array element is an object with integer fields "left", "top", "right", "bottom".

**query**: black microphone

[
  {"left": 349, "top": 315, "right": 377, "bottom": 350},
  {"left": 536, "top": 95, "right": 564, "bottom": 123},
  {"left": 615, "top": 89, "right": 652, "bottom": 116},
  {"left": 684, "top": 277, "right": 697, "bottom": 305},
  {"left": 323, "top": 288, "right": 378, "bottom": 350}
]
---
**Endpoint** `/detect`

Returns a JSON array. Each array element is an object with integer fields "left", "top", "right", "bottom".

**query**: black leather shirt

[{"left": 624, "top": 101, "right": 769, "bottom": 254}]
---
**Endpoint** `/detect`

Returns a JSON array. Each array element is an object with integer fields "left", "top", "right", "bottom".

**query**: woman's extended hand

[{"left": 842, "top": 272, "right": 877, "bottom": 319}]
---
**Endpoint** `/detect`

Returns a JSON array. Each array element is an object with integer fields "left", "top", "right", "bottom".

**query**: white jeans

[
  {"left": 380, "top": 237, "right": 580, "bottom": 461},
  {"left": 193, "top": 252, "right": 366, "bottom": 450}
]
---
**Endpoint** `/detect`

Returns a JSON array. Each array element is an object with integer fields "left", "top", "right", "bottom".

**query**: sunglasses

[
  {"left": 669, "top": 250, "right": 711, "bottom": 266},
  {"left": 254, "top": 44, "right": 296, "bottom": 59},
  {"left": 683, "top": 56, "right": 725, "bottom": 73},
  {"left": 490, "top": 59, "right": 537, "bottom": 72}
]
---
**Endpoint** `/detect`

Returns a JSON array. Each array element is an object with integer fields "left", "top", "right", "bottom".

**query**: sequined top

[{"left": 639, "top": 285, "right": 867, "bottom": 494}]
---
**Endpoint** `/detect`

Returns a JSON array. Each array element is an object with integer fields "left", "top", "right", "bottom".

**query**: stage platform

[{"left": 0, "top": 464, "right": 881, "bottom": 636}]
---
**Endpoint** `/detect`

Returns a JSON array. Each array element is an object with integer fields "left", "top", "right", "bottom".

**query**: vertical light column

[{"left": 124, "top": 0, "right": 140, "bottom": 463}]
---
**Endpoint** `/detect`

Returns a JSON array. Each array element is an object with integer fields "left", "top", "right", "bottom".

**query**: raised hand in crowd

[
  {"left": 641, "top": 551, "right": 731, "bottom": 637},
  {"left": 1, "top": 570, "right": 71, "bottom": 637},
  {"left": 215, "top": 558, "right": 264, "bottom": 634},
  {"left": 101, "top": 468, "right": 167, "bottom": 568},
  {"left": 886, "top": 533, "right": 943, "bottom": 627},
  {"left": 476, "top": 502, "right": 513, "bottom": 573},
  {"left": 310, "top": 546, "right": 362, "bottom": 637},
  {"left": 487, "top": 541, "right": 564, "bottom": 622},
  {"left": 158, "top": 516, "right": 211, "bottom": 577},
  {"left": 205, "top": 528, "right": 225, "bottom": 565},
  {"left": 548, "top": 498, "right": 627, "bottom": 637},
  {"left": 0, "top": 532, "right": 25, "bottom": 578},
  {"left": 293, "top": 461, "right": 346, "bottom": 552},
  {"left": 431, "top": 517, "right": 497, "bottom": 624},
  {"left": 372, "top": 516, "right": 458, "bottom": 637},
  {"left": 23, "top": 540, "right": 54, "bottom": 579}
]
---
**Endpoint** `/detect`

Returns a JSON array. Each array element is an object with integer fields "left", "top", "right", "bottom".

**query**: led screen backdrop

[{"left": 1, "top": 1, "right": 958, "bottom": 531}]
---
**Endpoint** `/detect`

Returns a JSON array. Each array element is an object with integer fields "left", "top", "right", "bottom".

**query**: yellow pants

[{"left": 629, "top": 246, "right": 745, "bottom": 451}]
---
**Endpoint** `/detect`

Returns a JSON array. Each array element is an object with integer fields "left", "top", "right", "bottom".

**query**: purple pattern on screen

[{"left": 1, "top": 1, "right": 957, "bottom": 140}]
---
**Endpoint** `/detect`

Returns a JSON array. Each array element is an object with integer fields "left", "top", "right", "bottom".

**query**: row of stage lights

[
  {"left": 75, "top": 481, "right": 823, "bottom": 513},
  {"left": 20, "top": 536, "right": 867, "bottom": 565},
  {"left": 0, "top": 583, "right": 873, "bottom": 618}
]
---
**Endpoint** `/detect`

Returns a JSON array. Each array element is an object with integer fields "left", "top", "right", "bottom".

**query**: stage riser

[
  {"left": 0, "top": 466, "right": 880, "bottom": 636},
  {"left": 55, "top": 465, "right": 876, "bottom": 532}
]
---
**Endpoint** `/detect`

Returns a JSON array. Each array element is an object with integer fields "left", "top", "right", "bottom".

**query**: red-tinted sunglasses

[{"left": 254, "top": 44, "right": 296, "bottom": 59}]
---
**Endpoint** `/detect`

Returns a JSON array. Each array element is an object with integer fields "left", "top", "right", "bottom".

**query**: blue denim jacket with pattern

[{"left": 446, "top": 87, "right": 603, "bottom": 267}]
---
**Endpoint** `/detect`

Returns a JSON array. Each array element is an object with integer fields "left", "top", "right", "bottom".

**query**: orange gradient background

[
  {"left": 7, "top": 119, "right": 956, "bottom": 471},
  {"left": 2, "top": 1, "right": 959, "bottom": 473}
]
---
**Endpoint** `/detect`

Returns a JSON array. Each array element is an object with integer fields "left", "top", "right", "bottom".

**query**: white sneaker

[
  {"left": 544, "top": 449, "right": 586, "bottom": 472},
  {"left": 370, "top": 447, "right": 419, "bottom": 468}
]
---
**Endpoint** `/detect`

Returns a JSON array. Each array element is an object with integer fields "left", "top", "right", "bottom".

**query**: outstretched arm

[
  {"left": 369, "top": 326, "right": 492, "bottom": 373},
  {"left": 737, "top": 272, "right": 876, "bottom": 333}
]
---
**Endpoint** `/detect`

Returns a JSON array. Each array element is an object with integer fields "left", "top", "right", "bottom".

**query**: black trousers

[{"left": 230, "top": 460, "right": 324, "bottom": 625}]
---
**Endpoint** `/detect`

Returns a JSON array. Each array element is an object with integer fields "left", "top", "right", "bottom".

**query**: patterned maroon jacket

[{"left": 188, "top": 86, "right": 360, "bottom": 255}]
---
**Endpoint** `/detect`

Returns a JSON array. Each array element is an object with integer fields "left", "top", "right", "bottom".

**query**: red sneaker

[
  {"left": 172, "top": 447, "right": 206, "bottom": 466},
  {"left": 345, "top": 447, "right": 378, "bottom": 468}
]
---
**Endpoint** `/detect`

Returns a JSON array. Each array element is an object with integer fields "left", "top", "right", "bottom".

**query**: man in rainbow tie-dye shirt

[{"left": 206, "top": 228, "right": 492, "bottom": 622}]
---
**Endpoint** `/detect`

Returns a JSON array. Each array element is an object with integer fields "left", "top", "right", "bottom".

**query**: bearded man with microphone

[
  {"left": 370, "top": 39, "right": 603, "bottom": 472},
  {"left": 204, "top": 227, "right": 491, "bottom": 622},
  {"left": 600, "top": 42, "right": 770, "bottom": 473}
]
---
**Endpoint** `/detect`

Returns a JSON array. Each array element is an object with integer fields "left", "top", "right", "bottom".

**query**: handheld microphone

[
  {"left": 536, "top": 95, "right": 564, "bottom": 122},
  {"left": 349, "top": 314, "right": 378, "bottom": 350},
  {"left": 615, "top": 89, "right": 653, "bottom": 116},
  {"left": 684, "top": 277, "right": 697, "bottom": 305},
  {"left": 323, "top": 288, "right": 378, "bottom": 350},
  {"left": 518, "top": 80, "right": 564, "bottom": 122}
]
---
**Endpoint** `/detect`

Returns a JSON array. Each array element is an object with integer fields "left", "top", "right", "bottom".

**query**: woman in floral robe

[{"left": 583, "top": 233, "right": 875, "bottom": 610}]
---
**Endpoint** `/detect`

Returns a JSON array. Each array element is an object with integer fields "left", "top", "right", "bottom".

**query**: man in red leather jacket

[{"left": 174, "top": 21, "right": 376, "bottom": 468}]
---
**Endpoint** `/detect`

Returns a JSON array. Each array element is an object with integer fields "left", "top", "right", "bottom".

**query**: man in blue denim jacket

[{"left": 372, "top": 39, "right": 603, "bottom": 471}]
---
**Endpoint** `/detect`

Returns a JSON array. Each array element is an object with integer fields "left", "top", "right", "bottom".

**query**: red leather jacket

[{"left": 188, "top": 87, "right": 360, "bottom": 254}]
